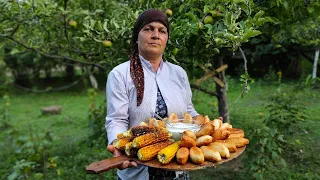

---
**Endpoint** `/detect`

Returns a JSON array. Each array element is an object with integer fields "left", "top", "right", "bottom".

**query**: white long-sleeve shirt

[{"left": 105, "top": 55, "right": 198, "bottom": 180}]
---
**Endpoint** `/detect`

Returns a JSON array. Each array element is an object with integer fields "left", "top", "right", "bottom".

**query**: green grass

[
  {"left": 5, "top": 91, "right": 98, "bottom": 141},
  {"left": 1, "top": 79, "right": 320, "bottom": 179}
]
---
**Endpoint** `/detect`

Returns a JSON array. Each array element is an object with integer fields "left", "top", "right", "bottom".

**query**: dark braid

[{"left": 130, "top": 45, "right": 144, "bottom": 106}]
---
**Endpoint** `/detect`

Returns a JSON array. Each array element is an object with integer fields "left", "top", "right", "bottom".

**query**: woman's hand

[{"left": 107, "top": 145, "right": 138, "bottom": 170}]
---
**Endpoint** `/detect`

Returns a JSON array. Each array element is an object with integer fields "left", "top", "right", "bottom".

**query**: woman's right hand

[{"left": 107, "top": 144, "right": 138, "bottom": 170}]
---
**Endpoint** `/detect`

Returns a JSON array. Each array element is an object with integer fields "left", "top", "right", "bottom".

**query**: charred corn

[
  {"left": 117, "top": 126, "right": 156, "bottom": 140},
  {"left": 132, "top": 131, "right": 170, "bottom": 148},
  {"left": 113, "top": 138, "right": 131, "bottom": 150},
  {"left": 131, "top": 126, "right": 157, "bottom": 139},
  {"left": 157, "top": 141, "right": 181, "bottom": 164},
  {"left": 137, "top": 140, "right": 173, "bottom": 161},
  {"left": 125, "top": 142, "right": 138, "bottom": 157}
]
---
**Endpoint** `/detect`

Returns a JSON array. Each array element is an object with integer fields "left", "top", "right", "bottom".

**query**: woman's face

[{"left": 137, "top": 22, "right": 168, "bottom": 59}]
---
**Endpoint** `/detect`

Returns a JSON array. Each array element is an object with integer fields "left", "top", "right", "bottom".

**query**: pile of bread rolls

[{"left": 176, "top": 115, "right": 249, "bottom": 165}]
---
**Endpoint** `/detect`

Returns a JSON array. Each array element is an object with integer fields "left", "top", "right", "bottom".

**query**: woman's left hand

[{"left": 107, "top": 144, "right": 138, "bottom": 170}]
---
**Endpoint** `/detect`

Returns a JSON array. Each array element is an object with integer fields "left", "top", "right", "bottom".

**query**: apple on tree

[
  {"left": 172, "top": 48, "right": 179, "bottom": 56},
  {"left": 69, "top": 20, "right": 77, "bottom": 28},
  {"left": 165, "top": 9, "right": 173, "bottom": 16},
  {"left": 103, "top": 40, "right": 113, "bottom": 48},
  {"left": 204, "top": 16, "right": 214, "bottom": 24}
]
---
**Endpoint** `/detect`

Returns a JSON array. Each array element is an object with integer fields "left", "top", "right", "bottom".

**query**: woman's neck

[{"left": 141, "top": 54, "right": 162, "bottom": 72}]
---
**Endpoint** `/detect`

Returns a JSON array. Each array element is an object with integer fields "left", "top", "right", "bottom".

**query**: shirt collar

[{"left": 139, "top": 54, "right": 165, "bottom": 72}]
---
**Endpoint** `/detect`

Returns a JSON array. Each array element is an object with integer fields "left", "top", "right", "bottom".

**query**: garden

[{"left": 1, "top": 0, "right": 320, "bottom": 179}]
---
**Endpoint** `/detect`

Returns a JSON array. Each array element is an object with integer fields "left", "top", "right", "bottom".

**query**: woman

[{"left": 105, "top": 9, "right": 198, "bottom": 180}]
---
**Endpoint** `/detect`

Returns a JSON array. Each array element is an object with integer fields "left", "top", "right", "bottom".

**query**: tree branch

[
  {"left": 190, "top": 84, "right": 218, "bottom": 97},
  {"left": 9, "top": 25, "right": 20, "bottom": 37},
  {"left": 0, "top": 34, "right": 106, "bottom": 70},
  {"left": 14, "top": 73, "right": 89, "bottom": 93}
]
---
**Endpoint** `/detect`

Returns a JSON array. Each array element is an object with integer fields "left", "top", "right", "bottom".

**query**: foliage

[
  {"left": 0, "top": 80, "right": 319, "bottom": 179},
  {"left": 162, "top": 0, "right": 274, "bottom": 64},
  {"left": 264, "top": 90, "right": 306, "bottom": 134},
  {"left": 0, "top": 94, "right": 60, "bottom": 179},
  {"left": 0, "top": 94, "right": 12, "bottom": 129},
  {"left": 0, "top": 0, "right": 274, "bottom": 87},
  {"left": 0, "top": 0, "right": 137, "bottom": 66},
  {"left": 87, "top": 88, "right": 107, "bottom": 147},
  {"left": 302, "top": 74, "right": 320, "bottom": 88},
  {"left": 0, "top": 47, "right": 13, "bottom": 94},
  {"left": 7, "top": 129, "right": 59, "bottom": 180},
  {"left": 245, "top": 88, "right": 308, "bottom": 179},
  {"left": 246, "top": 125, "right": 287, "bottom": 179},
  {"left": 4, "top": 50, "right": 60, "bottom": 84}
]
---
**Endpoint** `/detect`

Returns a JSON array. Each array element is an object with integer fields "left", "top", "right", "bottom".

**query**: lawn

[{"left": 1, "top": 78, "right": 319, "bottom": 179}]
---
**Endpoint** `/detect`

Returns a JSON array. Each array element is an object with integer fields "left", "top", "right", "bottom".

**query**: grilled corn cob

[
  {"left": 137, "top": 140, "right": 174, "bottom": 161},
  {"left": 113, "top": 138, "right": 131, "bottom": 150},
  {"left": 117, "top": 125, "right": 156, "bottom": 140},
  {"left": 157, "top": 141, "right": 181, "bottom": 164},
  {"left": 125, "top": 142, "right": 138, "bottom": 157},
  {"left": 132, "top": 131, "right": 170, "bottom": 148}
]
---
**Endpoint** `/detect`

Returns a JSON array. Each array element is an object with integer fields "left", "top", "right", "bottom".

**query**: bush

[
  {"left": 87, "top": 88, "right": 107, "bottom": 147},
  {"left": 244, "top": 89, "right": 307, "bottom": 179}
]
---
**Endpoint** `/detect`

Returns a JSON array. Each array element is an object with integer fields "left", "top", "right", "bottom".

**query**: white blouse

[{"left": 105, "top": 55, "right": 198, "bottom": 180}]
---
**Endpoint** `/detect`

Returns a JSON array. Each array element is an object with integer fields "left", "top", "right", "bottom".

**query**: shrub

[
  {"left": 244, "top": 89, "right": 307, "bottom": 179},
  {"left": 87, "top": 88, "right": 107, "bottom": 147}
]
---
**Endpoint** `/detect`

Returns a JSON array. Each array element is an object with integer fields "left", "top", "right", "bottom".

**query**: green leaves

[
  {"left": 253, "top": 10, "right": 265, "bottom": 21},
  {"left": 242, "top": 29, "right": 262, "bottom": 42}
]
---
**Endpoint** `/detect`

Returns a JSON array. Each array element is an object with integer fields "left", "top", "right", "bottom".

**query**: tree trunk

[
  {"left": 312, "top": 47, "right": 319, "bottom": 79},
  {"left": 213, "top": 56, "right": 229, "bottom": 123},
  {"left": 65, "top": 63, "right": 74, "bottom": 81}
]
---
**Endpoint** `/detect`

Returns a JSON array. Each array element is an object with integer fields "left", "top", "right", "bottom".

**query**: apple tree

[
  {"left": 0, "top": 0, "right": 139, "bottom": 89},
  {"left": 161, "top": 0, "right": 274, "bottom": 122}
]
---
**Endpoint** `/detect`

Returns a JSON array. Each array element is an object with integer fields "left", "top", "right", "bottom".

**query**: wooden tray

[{"left": 86, "top": 146, "right": 246, "bottom": 174}]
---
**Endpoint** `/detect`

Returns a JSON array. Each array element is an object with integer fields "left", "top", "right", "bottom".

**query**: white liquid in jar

[{"left": 166, "top": 122, "right": 200, "bottom": 141}]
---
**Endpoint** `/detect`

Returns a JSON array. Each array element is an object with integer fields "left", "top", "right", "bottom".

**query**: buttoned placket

[
  {"left": 155, "top": 62, "right": 170, "bottom": 117},
  {"left": 141, "top": 57, "right": 170, "bottom": 118}
]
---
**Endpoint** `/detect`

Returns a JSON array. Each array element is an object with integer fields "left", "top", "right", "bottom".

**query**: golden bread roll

[
  {"left": 196, "top": 122, "right": 215, "bottom": 137},
  {"left": 183, "top": 112, "right": 193, "bottom": 123},
  {"left": 203, "top": 115, "right": 210, "bottom": 124},
  {"left": 162, "top": 117, "right": 168, "bottom": 123},
  {"left": 183, "top": 130, "right": 196, "bottom": 141},
  {"left": 195, "top": 115, "right": 205, "bottom": 125},
  {"left": 139, "top": 121, "right": 148, "bottom": 126},
  {"left": 216, "top": 137, "right": 249, "bottom": 148},
  {"left": 154, "top": 120, "right": 166, "bottom": 128},
  {"left": 220, "top": 123, "right": 232, "bottom": 130},
  {"left": 180, "top": 135, "right": 196, "bottom": 148},
  {"left": 228, "top": 134, "right": 244, "bottom": 138},
  {"left": 176, "top": 147, "right": 189, "bottom": 165},
  {"left": 168, "top": 113, "right": 178, "bottom": 123},
  {"left": 208, "top": 142, "right": 230, "bottom": 158},
  {"left": 147, "top": 118, "right": 156, "bottom": 127},
  {"left": 196, "top": 135, "right": 213, "bottom": 147},
  {"left": 229, "top": 128, "right": 245, "bottom": 138},
  {"left": 212, "top": 119, "right": 223, "bottom": 130},
  {"left": 189, "top": 146, "right": 204, "bottom": 164},
  {"left": 217, "top": 142, "right": 237, "bottom": 152},
  {"left": 211, "top": 129, "right": 230, "bottom": 141},
  {"left": 200, "top": 146, "right": 221, "bottom": 162}
]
